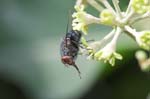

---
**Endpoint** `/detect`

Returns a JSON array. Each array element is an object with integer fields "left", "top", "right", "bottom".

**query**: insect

[{"left": 60, "top": 29, "right": 82, "bottom": 78}]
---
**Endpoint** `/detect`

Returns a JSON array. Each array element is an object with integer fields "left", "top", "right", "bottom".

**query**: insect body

[{"left": 60, "top": 30, "right": 82, "bottom": 78}]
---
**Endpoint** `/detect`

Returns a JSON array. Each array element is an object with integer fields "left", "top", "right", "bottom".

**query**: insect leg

[
  {"left": 85, "top": 39, "right": 95, "bottom": 43},
  {"left": 79, "top": 44, "right": 92, "bottom": 50},
  {"left": 79, "top": 39, "right": 95, "bottom": 45},
  {"left": 72, "top": 63, "right": 82, "bottom": 79}
]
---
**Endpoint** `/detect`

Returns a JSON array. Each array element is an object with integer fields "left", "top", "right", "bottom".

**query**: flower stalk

[
  {"left": 98, "top": 0, "right": 116, "bottom": 15},
  {"left": 112, "top": 0, "right": 122, "bottom": 18},
  {"left": 87, "top": 0, "right": 104, "bottom": 12}
]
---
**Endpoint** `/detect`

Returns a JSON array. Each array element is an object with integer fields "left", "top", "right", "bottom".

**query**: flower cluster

[
  {"left": 131, "top": 0, "right": 150, "bottom": 14},
  {"left": 72, "top": 0, "right": 150, "bottom": 66}
]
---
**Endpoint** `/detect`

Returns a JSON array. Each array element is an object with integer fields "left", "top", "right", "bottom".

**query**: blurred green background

[{"left": 0, "top": 0, "right": 150, "bottom": 99}]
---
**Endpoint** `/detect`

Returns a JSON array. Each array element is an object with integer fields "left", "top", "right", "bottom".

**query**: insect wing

[{"left": 60, "top": 38, "right": 66, "bottom": 57}]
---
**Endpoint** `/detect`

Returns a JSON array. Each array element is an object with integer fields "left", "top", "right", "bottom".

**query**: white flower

[
  {"left": 100, "top": 9, "right": 115, "bottom": 25},
  {"left": 94, "top": 42, "right": 122, "bottom": 66},
  {"left": 125, "top": 26, "right": 150, "bottom": 50},
  {"left": 135, "top": 50, "right": 150, "bottom": 72},
  {"left": 72, "top": 5, "right": 101, "bottom": 34},
  {"left": 135, "top": 31, "right": 150, "bottom": 50},
  {"left": 131, "top": 0, "right": 150, "bottom": 14}
]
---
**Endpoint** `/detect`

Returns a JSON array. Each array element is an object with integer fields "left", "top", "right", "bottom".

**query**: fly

[
  {"left": 60, "top": 12, "right": 82, "bottom": 78},
  {"left": 60, "top": 30, "right": 82, "bottom": 78}
]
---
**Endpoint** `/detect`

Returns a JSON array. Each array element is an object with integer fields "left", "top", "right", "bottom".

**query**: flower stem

[
  {"left": 98, "top": 0, "right": 116, "bottom": 15},
  {"left": 130, "top": 12, "right": 150, "bottom": 24},
  {"left": 112, "top": 0, "right": 122, "bottom": 18},
  {"left": 88, "top": 29, "right": 116, "bottom": 49},
  {"left": 106, "top": 27, "right": 122, "bottom": 50},
  {"left": 101, "top": 29, "right": 116, "bottom": 43},
  {"left": 124, "top": 25, "right": 137, "bottom": 37},
  {"left": 87, "top": 0, "right": 104, "bottom": 12},
  {"left": 76, "top": 0, "right": 83, "bottom": 6},
  {"left": 111, "top": 27, "right": 122, "bottom": 44},
  {"left": 122, "top": 9, "right": 135, "bottom": 24},
  {"left": 125, "top": 0, "right": 132, "bottom": 15}
]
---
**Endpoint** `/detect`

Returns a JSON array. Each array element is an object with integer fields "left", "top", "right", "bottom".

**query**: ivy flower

[
  {"left": 94, "top": 42, "right": 122, "bottom": 66},
  {"left": 85, "top": 41, "right": 103, "bottom": 60},
  {"left": 135, "top": 50, "right": 150, "bottom": 71},
  {"left": 131, "top": 0, "right": 150, "bottom": 14},
  {"left": 100, "top": 9, "right": 115, "bottom": 25},
  {"left": 72, "top": 5, "right": 101, "bottom": 34},
  {"left": 80, "top": 37, "right": 97, "bottom": 59},
  {"left": 81, "top": 29, "right": 116, "bottom": 60},
  {"left": 125, "top": 26, "right": 150, "bottom": 50},
  {"left": 136, "top": 31, "right": 150, "bottom": 50},
  {"left": 135, "top": 50, "right": 147, "bottom": 61}
]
